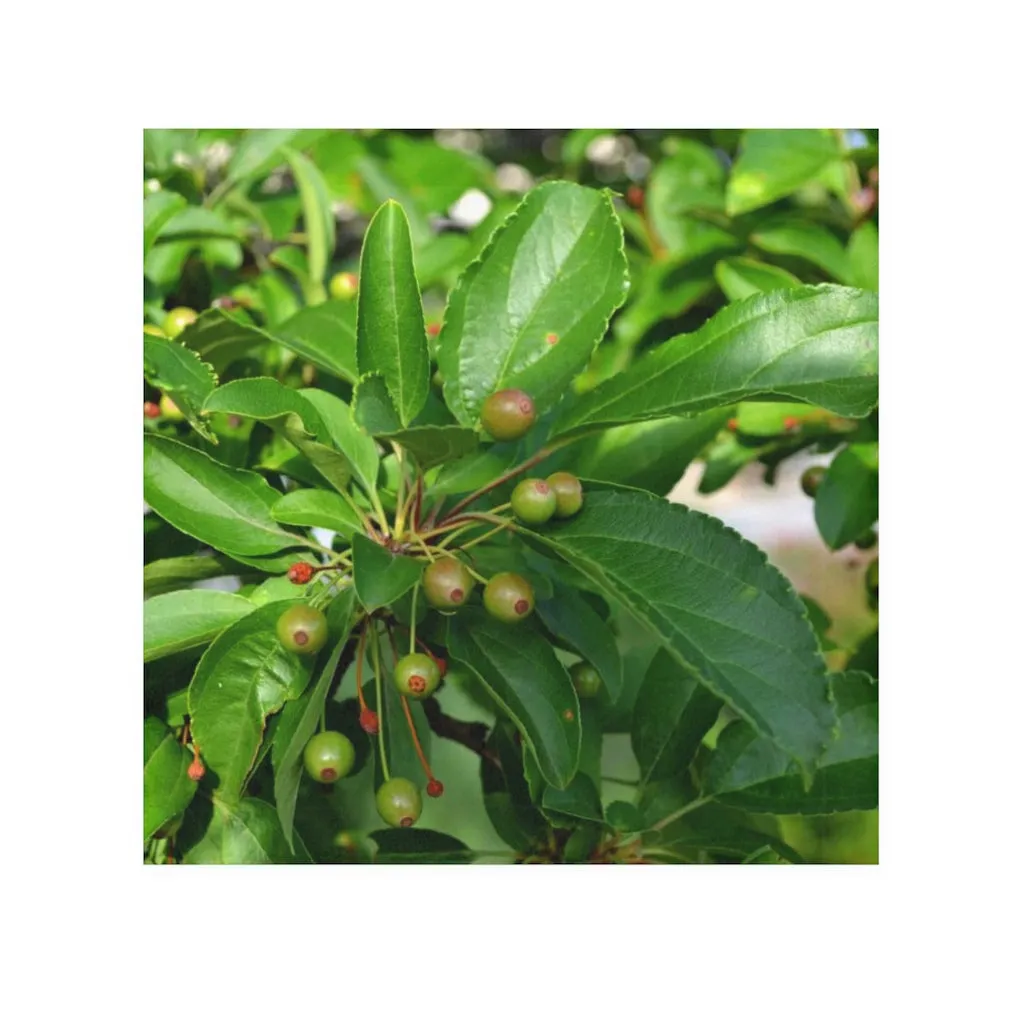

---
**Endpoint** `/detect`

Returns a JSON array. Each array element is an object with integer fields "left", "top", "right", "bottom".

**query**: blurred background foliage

[{"left": 144, "top": 128, "right": 878, "bottom": 863}]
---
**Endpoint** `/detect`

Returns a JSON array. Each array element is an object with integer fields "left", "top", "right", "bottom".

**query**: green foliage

[{"left": 143, "top": 128, "right": 878, "bottom": 866}]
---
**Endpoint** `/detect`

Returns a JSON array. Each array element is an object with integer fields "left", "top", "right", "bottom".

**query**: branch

[{"left": 422, "top": 697, "right": 500, "bottom": 768}]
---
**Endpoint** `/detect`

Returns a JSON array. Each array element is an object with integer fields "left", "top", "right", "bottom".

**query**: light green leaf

[
  {"left": 522, "top": 487, "right": 836, "bottom": 775},
  {"left": 299, "top": 387, "right": 379, "bottom": 499},
  {"left": 351, "top": 532, "right": 422, "bottom": 613},
  {"left": 647, "top": 140, "right": 726, "bottom": 252},
  {"left": 275, "top": 301, "right": 358, "bottom": 382},
  {"left": 282, "top": 147, "right": 335, "bottom": 301},
  {"left": 143, "top": 333, "right": 219, "bottom": 442},
  {"left": 144, "top": 191, "right": 187, "bottom": 255},
  {"left": 815, "top": 443, "right": 879, "bottom": 550},
  {"left": 188, "top": 601, "right": 313, "bottom": 801},
  {"left": 714, "top": 256, "right": 802, "bottom": 301},
  {"left": 376, "top": 424, "right": 479, "bottom": 470},
  {"left": 447, "top": 609, "right": 581, "bottom": 788},
  {"left": 751, "top": 218, "right": 851, "bottom": 281},
  {"left": 143, "top": 553, "right": 248, "bottom": 598},
  {"left": 177, "top": 308, "right": 274, "bottom": 373},
  {"left": 144, "top": 717, "right": 197, "bottom": 840},
  {"left": 553, "top": 285, "right": 878, "bottom": 439},
  {"left": 144, "top": 590, "right": 253, "bottom": 662},
  {"left": 144, "top": 435, "right": 300, "bottom": 556},
  {"left": 157, "top": 206, "right": 244, "bottom": 243},
  {"left": 705, "top": 671, "right": 878, "bottom": 813},
  {"left": 438, "top": 181, "right": 628, "bottom": 426},
  {"left": 727, "top": 129, "right": 845, "bottom": 215},
  {"left": 223, "top": 129, "right": 301, "bottom": 189},
  {"left": 847, "top": 221, "right": 879, "bottom": 291},
  {"left": 271, "top": 488, "right": 362, "bottom": 539},
  {"left": 182, "top": 796, "right": 313, "bottom": 864},
  {"left": 356, "top": 201, "right": 430, "bottom": 426}
]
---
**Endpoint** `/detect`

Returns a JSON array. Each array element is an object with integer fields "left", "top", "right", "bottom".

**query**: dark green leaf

[
  {"left": 182, "top": 796, "right": 313, "bottom": 864},
  {"left": 188, "top": 601, "right": 313, "bottom": 801},
  {"left": 438, "top": 181, "right": 628, "bottom": 426},
  {"left": 377, "top": 424, "right": 479, "bottom": 470},
  {"left": 647, "top": 141, "right": 727, "bottom": 253},
  {"left": 144, "top": 717, "right": 197, "bottom": 840},
  {"left": 553, "top": 285, "right": 878, "bottom": 438},
  {"left": 751, "top": 218, "right": 851, "bottom": 281},
  {"left": 356, "top": 201, "right": 430, "bottom": 426},
  {"left": 144, "top": 435, "right": 301, "bottom": 555},
  {"left": 143, "top": 334, "right": 219, "bottom": 442},
  {"left": 481, "top": 721, "right": 549, "bottom": 851},
  {"left": 814, "top": 443, "right": 879, "bottom": 550},
  {"left": 704, "top": 672, "right": 878, "bottom": 813},
  {"left": 275, "top": 300, "right": 358, "bottom": 383},
  {"left": 447, "top": 609, "right": 581, "bottom": 788},
  {"left": 522, "top": 487, "right": 836, "bottom": 775},
  {"left": 431, "top": 446, "right": 517, "bottom": 496},
  {"left": 271, "top": 489, "right": 362, "bottom": 539},
  {"left": 370, "top": 828, "right": 471, "bottom": 864},
  {"left": 714, "top": 256, "right": 802, "bottom": 301},
  {"left": 351, "top": 532, "right": 422, "bottom": 613},
  {"left": 541, "top": 773, "right": 604, "bottom": 825},
  {"left": 177, "top": 308, "right": 273, "bottom": 373},
  {"left": 143, "top": 590, "right": 253, "bottom": 662},
  {"left": 605, "top": 801, "right": 644, "bottom": 833},
  {"left": 631, "top": 648, "right": 723, "bottom": 783}
]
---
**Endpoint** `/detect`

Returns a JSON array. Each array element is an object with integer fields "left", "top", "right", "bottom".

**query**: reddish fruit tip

[
  {"left": 450, "top": 588, "right": 464, "bottom": 602},
  {"left": 143, "top": 401, "right": 160, "bottom": 419},
  {"left": 518, "top": 398, "right": 533, "bottom": 414},
  {"left": 287, "top": 562, "right": 314, "bottom": 585},
  {"left": 514, "top": 599, "right": 529, "bottom": 615},
  {"left": 294, "top": 629, "right": 309, "bottom": 646},
  {"left": 321, "top": 768, "right": 338, "bottom": 782},
  {"left": 360, "top": 708, "right": 380, "bottom": 734},
  {"left": 427, "top": 779, "right": 444, "bottom": 798},
  {"left": 399, "top": 816, "right": 414, "bottom": 828},
  {"left": 409, "top": 675, "right": 426, "bottom": 694}
]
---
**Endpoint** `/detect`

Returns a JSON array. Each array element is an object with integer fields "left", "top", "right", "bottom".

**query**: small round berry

[
  {"left": 854, "top": 529, "right": 878, "bottom": 551},
  {"left": 163, "top": 307, "right": 198, "bottom": 339},
  {"left": 276, "top": 604, "right": 328, "bottom": 655},
  {"left": 360, "top": 707, "right": 380, "bottom": 735},
  {"left": 422, "top": 557, "right": 475, "bottom": 611},
  {"left": 143, "top": 401, "right": 161, "bottom": 419},
  {"left": 426, "top": 779, "right": 444, "bottom": 798},
  {"left": 303, "top": 731, "right": 356, "bottom": 783},
  {"left": 329, "top": 271, "right": 358, "bottom": 301},
  {"left": 287, "top": 561, "right": 315, "bottom": 585},
  {"left": 393, "top": 652, "right": 442, "bottom": 700},
  {"left": 570, "top": 661, "right": 602, "bottom": 699},
  {"left": 545, "top": 472, "right": 584, "bottom": 519},
  {"left": 159, "top": 395, "right": 185, "bottom": 422},
  {"left": 800, "top": 465, "right": 827, "bottom": 498},
  {"left": 483, "top": 572, "right": 535, "bottom": 624},
  {"left": 511, "top": 478, "right": 557, "bottom": 525},
  {"left": 626, "top": 185, "right": 645, "bottom": 209},
  {"left": 187, "top": 754, "right": 205, "bottom": 782},
  {"left": 376, "top": 777, "right": 422, "bottom": 828},
  {"left": 479, "top": 388, "right": 536, "bottom": 442},
  {"left": 143, "top": 323, "right": 166, "bottom": 337}
]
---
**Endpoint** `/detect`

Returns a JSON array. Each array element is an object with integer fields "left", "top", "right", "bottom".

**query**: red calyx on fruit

[{"left": 287, "top": 562, "right": 315, "bottom": 585}]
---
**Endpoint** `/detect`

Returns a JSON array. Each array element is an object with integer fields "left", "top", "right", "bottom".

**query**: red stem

[{"left": 438, "top": 446, "right": 555, "bottom": 526}]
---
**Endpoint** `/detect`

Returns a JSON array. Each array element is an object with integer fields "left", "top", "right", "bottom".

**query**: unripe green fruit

[
  {"left": 422, "top": 556, "right": 474, "bottom": 610},
  {"left": 483, "top": 572, "right": 535, "bottom": 623},
  {"left": 854, "top": 529, "right": 878, "bottom": 551},
  {"left": 143, "top": 323, "right": 166, "bottom": 337},
  {"left": 303, "top": 731, "right": 356, "bottom": 783},
  {"left": 480, "top": 389, "right": 536, "bottom": 442},
  {"left": 393, "top": 652, "right": 441, "bottom": 700},
  {"left": 546, "top": 471, "right": 584, "bottom": 518},
  {"left": 276, "top": 603, "right": 328, "bottom": 655},
  {"left": 511, "top": 478, "right": 557, "bottom": 525},
  {"left": 159, "top": 395, "right": 185, "bottom": 421},
  {"left": 329, "top": 271, "right": 358, "bottom": 301},
  {"left": 376, "top": 777, "right": 422, "bottom": 828},
  {"left": 163, "top": 307, "right": 198, "bottom": 339},
  {"left": 570, "top": 661, "right": 602, "bottom": 699},
  {"left": 800, "top": 465, "right": 827, "bottom": 497}
]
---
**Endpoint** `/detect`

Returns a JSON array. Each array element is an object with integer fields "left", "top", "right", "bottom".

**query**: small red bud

[
  {"left": 144, "top": 401, "right": 161, "bottom": 419},
  {"left": 360, "top": 708, "right": 380, "bottom": 735},
  {"left": 426, "top": 779, "right": 444, "bottom": 798},
  {"left": 626, "top": 185, "right": 645, "bottom": 209},
  {"left": 287, "top": 561, "right": 315, "bottom": 585},
  {"left": 188, "top": 752, "right": 205, "bottom": 781},
  {"left": 727, "top": 418, "right": 738, "bottom": 431}
]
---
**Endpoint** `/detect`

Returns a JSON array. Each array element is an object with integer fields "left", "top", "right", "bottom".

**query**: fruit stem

[
  {"left": 462, "top": 564, "right": 489, "bottom": 585},
  {"left": 446, "top": 520, "right": 514, "bottom": 552},
  {"left": 437, "top": 447, "right": 559, "bottom": 525},
  {"left": 370, "top": 626, "right": 390, "bottom": 781},
  {"left": 408, "top": 584, "right": 419, "bottom": 655},
  {"left": 355, "top": 622, "right": 370, "bottom": 713},
  {"left": 393, "top": 445, "right": 410, "bottom": 537},
  {"left": 400, "top": 694, "right": 437, "bottom": 786}
]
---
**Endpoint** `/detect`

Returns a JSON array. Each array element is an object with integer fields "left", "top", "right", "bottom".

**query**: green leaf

[
  {"left": 847, "top": 221, "right": 879, "bottom": 291},
  {"left": 143, "top": 553, "right": 248, "bottom": 598},
  {"left": 271, "top": 488, "right": 362, "bottom": 539},
  {"left": 522, "top": 487, "right": 836, "bottom": 774},
  {"left": 751, "top": 218, "right": 851, "bottom": 282},
  {"left": 144, "top": 717, "right": 197, "bottom": 840},
  {"left": 552, "top": 285, "right": 878, "bottom": 439},
  {"left": 143, "top": 590, "right": 253, "bottom": 662},
  {"left": 606, "top": 801, "right": 644, "bottom": 834},
  {"left": 143, "top": 333, "right": 219, "bottom": 442},
  {"left": 352, "top": 372, "right": 402, "bottom": 435},
  {"left": 698, "top": 434, "right": 764, "bottom": 494},
  {"left": 438, "top": 181, "right": 628, "bottom": 426},
  {"left": 647, "top": 140, "right": 726, "bottom": 252},
  {"left": 299, "top": 387, "right": 380, "bottom": 499},
  {"left": 144, "top": 435, "right": 301, "bottom": 555},
  {"left": 631, "top": 648, "right": 723, "bottom": 783},
  {"left": 187, "top": 601, "right": 314, "bottom": 801},
  {"left": 282, "top": 147, "right": 335, "bottom": 301},
  {"left": 182, "top": 796, "right": 313, "bottom": 864},
  {"left": 815, "top": 443, "right": 879, "bottom": 550},
  {"left": 177, "top": 308, "right": 273, "bottom": 372},
  {"left": 704, "top": 672, "right": 878, "bottom": 813},
  {"left": 447, "top": 609, "right": 581, "bottom": 788},
  {"left": 541, "top": 773, "right": 604, "bottom": 825},
  {"left": 356, "top": 201, "right": 430, "bottom": 426},
  {"left": 431, "top": 446, "right": 517, "bottom": 496},
  {"left": 223, "top": 129, "right": 301, "bottom": 189},
  {"left": 376, "top": 424, "right": 479, "bottom": 470},
  {"left": 144, "top": 191, "right": 187, "bottom": 255},
  {"left": 480, "top": 721, "right": 549, "bottom": 851},
  {"left": 370, "top": 828, "right": 472, "bottom": 864},
  {"left": 714, "top": 256, "right": 802, "bottom": 301},
  {"left": 273, "top": 594, "right": 356, "bottom": 848},
  {"left": 727, "top": 129, "right": 845, "bottom": 215},
  {"left": 574, "top": 410, "right": 729, "bottom": 495},
  {"left": 275, "top": 300, "right": 358, "bottom": 383},
  {"left": 535, "top": 580, "right": 623, "bottom": 705},
  {"left": 351, "top": 532, "right": 422, "bottom": 613}
]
